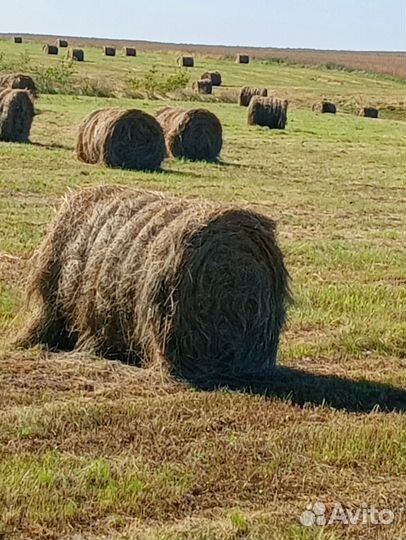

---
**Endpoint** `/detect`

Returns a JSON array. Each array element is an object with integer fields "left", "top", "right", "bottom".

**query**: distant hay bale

[
  {"left": 76, "top": 108, "right": 165, "bottom": 171},
  {"left": 57, "top": 39, "right": 68, "bottom": 48},
  {"left": 104, "top": 46, "right": 116, "bottom": 57},
  {"left": 123, "top": 47, "right": 137, "bottom": 56},
  {"left": 0, "top": 73, "right": 37, "bottom": 98},
  {"left": 13, "top": 36, "right": 22, "bottom": 44},
  {"left": 19, "top": 185, "right": 290, "bottom": 385},
  {"left": 313, "top": 101, "right": 336, "bottom": 114},
  {"left": 193, "top": 79, "right": 213, "bottom": 95},
  {"left": 43, "top": 44, "right": 58, "bottom": 55},
  {"left": 201, "top": 71, "right": 222, "bottom": 86},
  {"left": 236, "top": 54, "right": 250, "bottom": 64},
  {"left": 67, "top": 48, "right": 84, "bottom": 62},
  {"left": 156, "top": 107, "right": 222, "bottom": 161},
  {"left": 239, "top": 86, "right": 268, "bottom": 107},
  {"left": 178, "top": 56, "right": 194, "bottom": 67},
  {"left": 359, "top": 107, "right": 379, "bottom": 118},
  {"left": 248, "top": 96, "right": 288, "bottom": 129},
  {"left": 0, "top": 88, "right": 34, "bottom": 142}
]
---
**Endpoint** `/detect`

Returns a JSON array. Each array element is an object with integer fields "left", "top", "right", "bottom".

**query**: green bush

[{"left": 126, "top": 65, "right": 190, "bottom": 98}]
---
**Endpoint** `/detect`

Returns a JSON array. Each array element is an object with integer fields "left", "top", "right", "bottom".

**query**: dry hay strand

[
  {"left": 18, "top": 185, "right": 291, "bottom": 386},
  {"left": 313, "top": 100, "right": 337, "bottom": 114},
  {"left": 57, "top": 39, "right": 68, "bottom": 48},
  {"left": 359, "top": 106, "right": 379, "bottom": 118},
  {"left": 239, "top": 86, "right": 268, "bottom": 107},
  {"left": 178, "top": 56, "right": 194, "bottom": 67},
  {"left": 104, "top": 46, "right": 116, "bottom": 57},
  {"left": 0, "top": 88, "right": 34, "bottom": 142},
  {"left": 248, "top": 96, "right": 289, "bottom": 129},
  {"left": 236, "top": 53, "right": 250, "bottom": 64},
  {"left": 193, "top": 79, "right": 213, "bottom": 95},
  {"left": 201, "top": 71, "right": 222, "bottom": 86},
  {"left": 0, "top": 73, "right": 38, "bottom": 98},
  {"left": 67, "top": 48, "right": 84, "bottom": 62},
  {"left": 156, "top": 106, "right": 222, "bottom": 162},
  {"left": 123, "top": 47, "right": 137, "bottom": 56},
  {"left": 43, "top": 44, "right": 58, "bottom": 55},
  {"left": 13, "top": 36, "right": 22, "bottom": 44},
  {"left": 76, "top": 108, "right": 165, "bottom": 171}
]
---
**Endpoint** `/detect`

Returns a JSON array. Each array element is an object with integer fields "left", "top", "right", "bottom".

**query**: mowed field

[{"left": 0, "top": 38, "right": 405, "bottom": 540}]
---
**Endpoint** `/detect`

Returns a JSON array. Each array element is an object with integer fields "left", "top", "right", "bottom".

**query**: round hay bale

[
  {"left": 239, "top": 86, "right": 268, "bottom": 107},
  {"left": 178, "top": 56, "right": 194, "bottom": 67},
  {"left": 193, "top": 79, "right": 213, "bottom": 95},
  {"left": 19, "top": 185, "right": 291, "bottom": 385},
  {"left": 248, "top": 96, "right": 288, "bottom": 129},
  {"left": 0, "top": 73, "right": 37, "bottom": 98},
  {"left": 201, "top": 71, "right": 222, "bottom": 86},
  {"left": 13, "top": 36, "right": 23, "bottom": 44},
  {"left": 43, "top": 44, "right": 58, "bottom": 55},
  {"left": 104, "top": 46, "right": 116, "bottom": 57},
  {"left": 67, "top": 48, "right": 84, "bottom": 62},
  {"left": 359, "top": 107, "right": 379, "bottom": 118},
  {"left": 156, "top": 107, "right": 222, "bottom": 162},
  {"left": 76, "top": 108, "right": 166, "bottom": 171},
  {"left": 313, "top": 101, "right": 336, "bottom": 114},
  {"left": 123, "top": 47, "right": 137, "bottom": 57},
  {"left": 57, "top": 39, "right": 68, "bottom": 48},
  {"left": 236, "top": 54, "right": 250, "bottom": 64},
  {"left": 0, "top": 88, "right": 34, "bottom": 142}
]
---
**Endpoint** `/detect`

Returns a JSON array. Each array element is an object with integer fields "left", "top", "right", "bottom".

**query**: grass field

[{"left": 0, "top": 37, "right": 405, "bottom": 540}]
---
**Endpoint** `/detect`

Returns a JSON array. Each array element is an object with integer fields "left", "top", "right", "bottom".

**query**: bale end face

[
  {"left": 0, "top": 88, "right": 35, "bottom": 143},
  {"left": 193, "top": 79, "right": 213, "bottom": 95},
  {"left": 44, "top": 44, "right": 59, "bottom": 55},
  {"left": 104, "top": 46, "right": 116, "bottom": 57},
  {"left": 201, "top": 71, "right": 222, "bottom": 86},
  {"left": 123, "top": 47, "right": 137, "bottom": 57},
  {"left": 179, "top": 56, "right": 194, "bottom": 67},
  {"left": 57, "top": 39, "right": 68, "bottom": 48},
  {"left": 68, "top": 49, "right": 84, "bottom": 62},
  {"left": 236, "top": 54, "right": 250, "bottom": 64},
  {"left": 19, "top": 186, "right": 291, "bottom": 386},
  {"left": 360, "top": 107, "right": 379, "bottom": 118},
  {"left": 13, "top": 36, "right": 23, "bottom": 44},
  {"left": 313, "top": 101, "right": 336, "bottom": 114}
]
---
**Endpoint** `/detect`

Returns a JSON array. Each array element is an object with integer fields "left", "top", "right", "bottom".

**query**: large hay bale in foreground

[
  {"left": 236, "top": 54, "right": 250, "bottom": 64},
  {"left": 19, "top": 185, "right": 290, "bottom": 385},
  {"left": 57, "top": 39, "right": 68, "bottom": 48},
  {"left": 43, "top": 44, "right": 58, "bottom": 55},
  {"left": 193, "top": 79, "right": 212, "bottom": 95},
  {"left": 67, "top": 48, "right": 84, "bottom": 62},
  {"left": 76, "top": 108, "right": 165, "bottom": 171},
  {"left": 0, "top": 88, "right": 34, "bottom": 142},
  {"left": 359, "top": 107, "right": 379, "bottom": 118},
  {"left": 201, "top": 71, "right": 222, "bottom": 86},
  {"left": 156, "top": 107, "right": 222, "bottom": 161},
  {"left": 239, "top": 86, "right": 268, "bottom": 107},
  {"left": 248, "top": 96, "right": 288, "bottom": 129},
  {"left": 13, "top": 36, "right": 23, "bottom": 44},
  {"left": 313, "top": 101, "right": 336, "bottom": 114},
  {"left": 0, "top": 73, "right": 37, "bottom": 97},
  {"left": 104, "top": 46, "right": 116, "bottom": 56},
  {"left": 123, "top": 47, "right": 137, "bottom": 56},
  {"left": 178, "top": 56, "right": 194, "bottom": 67}
]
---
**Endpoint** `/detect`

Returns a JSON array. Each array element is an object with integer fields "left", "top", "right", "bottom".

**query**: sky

[{"left": 0, "top": 0, "right": 405, "bottom": 51}]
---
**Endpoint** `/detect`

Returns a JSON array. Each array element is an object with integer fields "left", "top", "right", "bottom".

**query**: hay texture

[
  {"left": 178, "top": 56, "right": 194, "bottom": 67},
  {"left": 248, "top": 96, "right": 288, "bottom": 129},
  {"left": 57, "top": 39, "right": 68, "bottom": 48},
  {"left": 359, "top": 107, "right": 379, "bottom": 118},
  {"left": 43, "top": 44, "right": 58, "bottom": 55},
  {"left": 104, "top": 46, "right": 116, "bottom": 56},
  {"left": 193, "top": 79, "right": 212, "bottom": 95},
  {"left": 68, "top": 48, "right": 84, "bottom": 62},
  {"left": 313, "top": 101, "right": 336, "bottom": 114},
  {"left": 201, "top": 71, "right": 222, "bottom": 86},
  {"left": 239, "top": 86, "right": 268, "bottom": 107},
  {"left": 236, "top": 54, "right": 250, "bottom": 64},
  {"left": 0, "top": 73, "right": 37, "bottom": 97},
  {"left": 76, "top": 108, "right": 165, "bottom": 171},
  {"left": 14, "top": 36, "right": 23, "bottom": 44},
  {"left": 156, "top": 107, "right": 222, "bottom": 162},
  {"left": 19, "top": 185, "right": 290, "bottom": 385},
  {"left": 0, "top": 88, "right": 34, "bottom": 142},
  {"left": 124, "top": 47, "right": 137, "bottom": 56}
]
